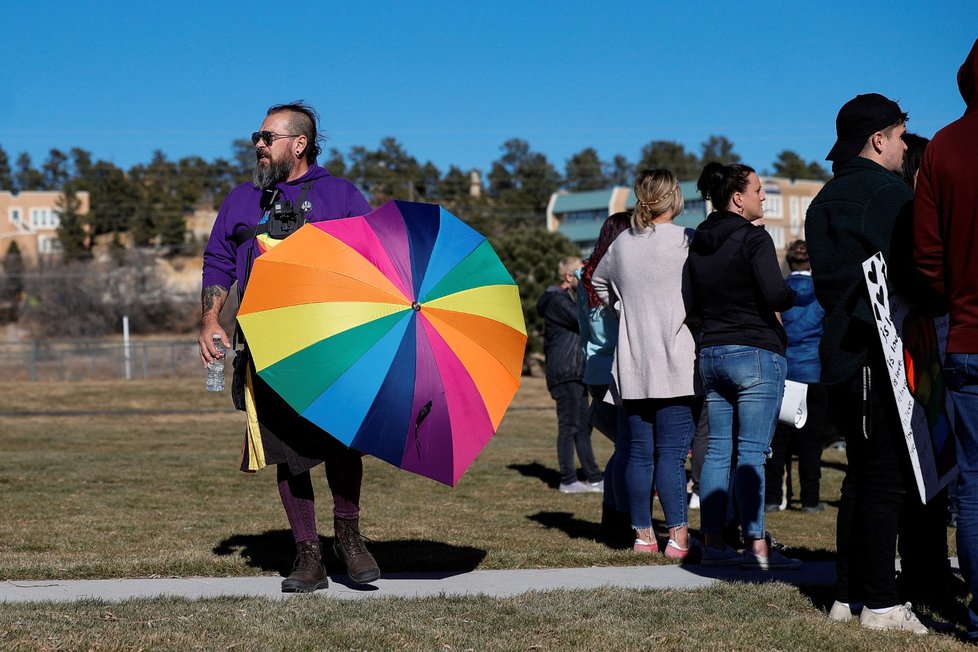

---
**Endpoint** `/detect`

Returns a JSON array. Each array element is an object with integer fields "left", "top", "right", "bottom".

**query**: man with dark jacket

[
  {"left": 537, "top": 256, "right": 603, "bottom": 493},
  {"left": 913, "top": 37, "right": 978, "bottom": 641},
  {"left": 806, "top": 93, "right": 928, "bottom": 634}
]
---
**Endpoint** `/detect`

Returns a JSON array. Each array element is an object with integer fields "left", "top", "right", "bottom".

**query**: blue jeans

[
  {"left": 699, "top": 345, "right": 786, "bottom": 541},
  {"left": 622, "top": 397, "right": 697, "bottom": 530},
  {"left": 945, "top": 353, "right": 978, "bottom": 637}
]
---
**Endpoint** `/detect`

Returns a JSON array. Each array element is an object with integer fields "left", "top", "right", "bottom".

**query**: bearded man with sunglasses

[{"left": 199, "top": 101, "right": 377, "bottom": 592}]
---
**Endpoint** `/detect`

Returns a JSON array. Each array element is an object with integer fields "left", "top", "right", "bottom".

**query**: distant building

[
  {"left": 0, "top": 189, "right": 90, "bottom": 264},
  {"left": 756, "top": 177, "right": 826, "bottom": 251},
  {"left": 547, "top": 176, "right": 825, "bottom": 255}
]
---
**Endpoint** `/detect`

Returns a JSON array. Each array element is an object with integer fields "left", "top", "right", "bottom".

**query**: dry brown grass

[
  {"left": 0, "top": 376, "right": 972, "bottom": 648},
  {"left": 0, "top": 375, "right": 851, "bottom": 580},
  {"left": 0, "top": 376, "right": 825, "bottom": 576}
]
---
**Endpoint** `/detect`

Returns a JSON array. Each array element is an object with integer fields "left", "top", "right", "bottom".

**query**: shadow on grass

[
  {"left": 507, "top": 462, "right": 561, "bottom": 489},
  {"left": 797, "top": 584, "right": 837, "bottom": 612},
  {"left": 678, "top": 554, "right": 838, "bottom": 590},
  {"left": 214, "top": 530, "right": 487, "bottom": 578},
  {"left": 527, "top": 511, "right": 600, "bottom": 541}
]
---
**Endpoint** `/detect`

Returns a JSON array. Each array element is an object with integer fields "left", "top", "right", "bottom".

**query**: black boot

[
  {"left": 281, "top": 539, "right": 329, "bottom": 593},
  {"left": 333, "top": 517, "right": 381, "bottom": 584}
]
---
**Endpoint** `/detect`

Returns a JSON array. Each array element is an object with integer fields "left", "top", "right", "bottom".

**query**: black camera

[{"left": 268, "top": 199, "right": 305, "bottom": 239}]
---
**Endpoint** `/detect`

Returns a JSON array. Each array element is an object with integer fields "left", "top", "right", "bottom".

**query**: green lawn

[{"left": 0, "top": 376, "right": 970, "bottom": 649}]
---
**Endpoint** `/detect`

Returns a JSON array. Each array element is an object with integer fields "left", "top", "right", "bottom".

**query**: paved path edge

[{"left": 1, "top": 562, "right": 838, "bottom": 603}]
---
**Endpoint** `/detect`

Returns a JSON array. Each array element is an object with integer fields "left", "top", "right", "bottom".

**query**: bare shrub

[{"left": 21, "top": 252, "right": 193, "bottom": 337}]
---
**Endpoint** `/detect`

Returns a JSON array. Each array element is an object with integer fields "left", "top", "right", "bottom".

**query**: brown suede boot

[
  {"left": 281, "top": 539, "right": 329, "bottom": 593},
  {"left": 333, "top": 517, "right": 380, "bottom": 584}
]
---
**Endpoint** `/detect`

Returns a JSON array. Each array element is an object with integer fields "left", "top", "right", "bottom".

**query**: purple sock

[{"left": 277, "top": 465, "right": 318, "bottom": 543}]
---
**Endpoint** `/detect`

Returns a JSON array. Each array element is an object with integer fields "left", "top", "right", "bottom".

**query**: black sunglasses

[{"left": 251, "top": 131, "right": 301, "bottom": 146}]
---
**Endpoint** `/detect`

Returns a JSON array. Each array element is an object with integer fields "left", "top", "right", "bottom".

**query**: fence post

[
  {"left": 29, "top": 340, "right": 38, "bottom": 381},
  {"left": 122, "top": 316, "right": 131, "bottom": 380}
]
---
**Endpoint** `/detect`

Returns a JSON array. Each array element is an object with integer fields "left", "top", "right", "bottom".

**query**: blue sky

[{"left": 3, "top": 1, "right": 975, "bottom": 180}]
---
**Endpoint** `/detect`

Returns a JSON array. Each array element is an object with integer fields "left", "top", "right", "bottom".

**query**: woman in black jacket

[{"left": 688, "top": 162, "right": 799, "bottom": 570}]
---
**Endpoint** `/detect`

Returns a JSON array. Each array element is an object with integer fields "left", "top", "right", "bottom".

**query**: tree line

[
  {"left": 0, "top": 135, "right": 829, "bottom": 254},
  {"left": 0, "top": 135, "right": 829, "bottom": 346}
]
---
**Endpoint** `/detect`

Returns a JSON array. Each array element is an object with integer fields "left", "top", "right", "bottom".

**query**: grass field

[{"left": 0, "top": 376, "right": 970, "bottom": 650}]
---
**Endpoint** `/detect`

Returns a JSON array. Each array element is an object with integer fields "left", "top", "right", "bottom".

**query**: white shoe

[
  {"left": 688, "top": 492, "right": 700, "bottom": 510},
  {"left": 559, "top": 480, "right": 596, "bottom": 494},
  {"left": 828, "top": 600, "right": 862, "bottom": 621},
  {"left": 584, "top": 479, "right": 604, "bottom": 493},
  {"left": 859, "top": 603, "right": 928, "bottom": 635}
]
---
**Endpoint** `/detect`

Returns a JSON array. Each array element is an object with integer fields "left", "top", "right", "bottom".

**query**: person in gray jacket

[{"left": 591, "top": 169, "right": 700, "bottom": 558}]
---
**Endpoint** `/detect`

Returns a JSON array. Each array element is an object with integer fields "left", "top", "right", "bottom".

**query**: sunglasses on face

[{"left": 251, "top": 131, "right": 301, "bottom": 146}]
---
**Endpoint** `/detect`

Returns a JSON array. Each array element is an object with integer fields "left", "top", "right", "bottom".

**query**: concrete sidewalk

[{"left": 0, "top": 562, "right": 836, "bottom": 603}]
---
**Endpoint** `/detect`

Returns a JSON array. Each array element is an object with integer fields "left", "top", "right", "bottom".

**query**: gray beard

[{"left": 252, "top": 155, "right": 293, "bottom": 190}]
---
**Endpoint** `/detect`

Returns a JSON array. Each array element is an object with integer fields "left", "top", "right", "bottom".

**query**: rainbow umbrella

[{"left": 236, "top": 200, "right": 527, "bottom": 486}]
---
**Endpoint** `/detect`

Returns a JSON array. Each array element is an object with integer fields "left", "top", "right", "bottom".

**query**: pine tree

[
  {"left": 56, "top": 182, "right": 92, "bottom": 261},
  {"left": 0, "top": 241, "right": 25, "bottom": 322}
]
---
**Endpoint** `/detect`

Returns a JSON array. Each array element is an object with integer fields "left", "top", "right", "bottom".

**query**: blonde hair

[{"left": 632, "top": 169, "right": 684, "bottom": 232}]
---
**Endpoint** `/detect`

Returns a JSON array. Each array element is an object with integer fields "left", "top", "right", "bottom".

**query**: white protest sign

[
  {"left": 778, "top": 379, "right": 808, "bottom": 428},
  {"left": 862, "top": 253, "right": 956, "bottom": 503}
]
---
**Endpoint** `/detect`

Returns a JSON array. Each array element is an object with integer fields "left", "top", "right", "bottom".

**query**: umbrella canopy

[{"left": 237, "top": 200, "right": 527, "bottom": 486}]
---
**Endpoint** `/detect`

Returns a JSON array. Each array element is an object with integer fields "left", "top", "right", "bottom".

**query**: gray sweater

[{"left": 591, "top": 222, "right": 699, "bottom": 400}]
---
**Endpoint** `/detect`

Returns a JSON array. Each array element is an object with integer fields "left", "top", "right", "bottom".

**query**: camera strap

[
  {"left": 231, "top": 180, "right": 318, "bottom": 347},
  {"left": 231, "top": 180, "right": 315, "bottom": 245}
]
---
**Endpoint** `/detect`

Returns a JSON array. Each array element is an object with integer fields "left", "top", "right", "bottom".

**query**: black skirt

[{"left": 241, "top": 371, "right": 351, "bottom": 475}]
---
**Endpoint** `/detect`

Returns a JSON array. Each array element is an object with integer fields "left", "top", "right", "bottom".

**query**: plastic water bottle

[{"left": 206, "top": 335, "right": 226, "bottom": 392}]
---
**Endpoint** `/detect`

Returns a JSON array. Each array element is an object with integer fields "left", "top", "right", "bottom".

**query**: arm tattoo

[{"left": 201, "top": 284, "right": 228, "bottom": 317}]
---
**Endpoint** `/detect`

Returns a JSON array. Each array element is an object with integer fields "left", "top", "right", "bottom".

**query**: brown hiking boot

[
  {"left": 281, "top": 539, "right": 329, "bottom": 593},
  {"left": 333, "top": 517, "right": 381, "bottom": 584}
]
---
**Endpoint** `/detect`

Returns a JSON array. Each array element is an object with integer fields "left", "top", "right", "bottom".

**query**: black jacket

[
  {"left": 689, "top": 211, "right": 796, "bottom": 356},
  {"left": 805, "top": 156, "right": 914, "bottom": 384},
  {"left": 536, "top": 284, "right": 585, "bottom": 389}
]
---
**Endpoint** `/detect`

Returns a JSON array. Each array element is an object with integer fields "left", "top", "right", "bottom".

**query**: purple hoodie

[{"left": 202, "top": 164, "right": 370, "bottom": 291}]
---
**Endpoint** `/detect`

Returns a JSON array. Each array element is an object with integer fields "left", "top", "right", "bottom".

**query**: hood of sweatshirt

[
  {"left": 281, "top": 163, "right": 334, "bottom": 186},
  {"left": 536, "top": 284, "right": 564, "bottom": 313},
  {"left": 786, "top": 272, "right": 818, "bottom": 307},
  {"left": 690, "top": 210, "right": 753, "bottom": 255},
  {"left": 960, "top": 37, "right": 978, "bottom": 113}
]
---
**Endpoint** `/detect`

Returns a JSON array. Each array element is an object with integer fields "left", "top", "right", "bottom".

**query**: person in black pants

[
  {"left": 764, "top": 240, "right": 826, "bottom": 514},
  {"left": 807, "top": 93, "right": 929, "bottom": 633},
  {"left": 537, "top": 256, "right": 603, "bottom": 494}
]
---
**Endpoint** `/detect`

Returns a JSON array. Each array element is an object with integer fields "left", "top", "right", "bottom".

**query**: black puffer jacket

[
  {"left": 536, "top": 285, "right": 585, "bottom": 390},
  {"left": 688, "top": 211, "right": 796, "bottom": 356}
]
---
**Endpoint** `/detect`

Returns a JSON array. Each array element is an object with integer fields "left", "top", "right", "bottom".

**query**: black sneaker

[{"left": 802, "top": 502, "right": 827, "bottom": 513}]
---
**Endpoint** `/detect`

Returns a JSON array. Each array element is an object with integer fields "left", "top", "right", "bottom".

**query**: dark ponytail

[{"left": 697, "top": 161, "right": 755, "bottom": 211}]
